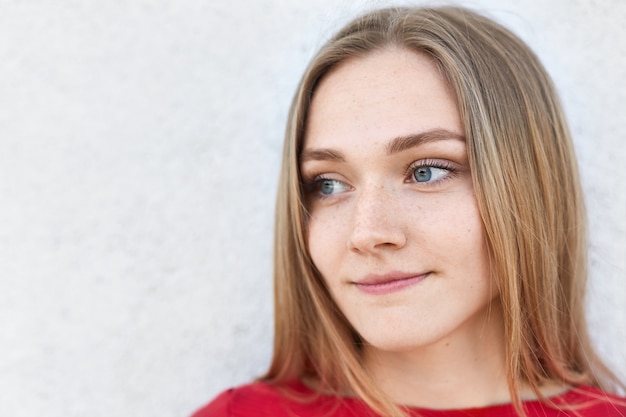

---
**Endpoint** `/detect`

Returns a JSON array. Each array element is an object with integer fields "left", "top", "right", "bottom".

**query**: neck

[{"left": 363, "top": 300, "right": 510, "bottom": 409}]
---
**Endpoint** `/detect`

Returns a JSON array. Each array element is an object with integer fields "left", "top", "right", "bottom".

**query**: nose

[{"left": 347, "top": 185, "right": 407, "bottom": 254}]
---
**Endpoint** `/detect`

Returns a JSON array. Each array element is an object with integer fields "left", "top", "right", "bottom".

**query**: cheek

[
  {"left": 417, "top": 193, "right": 489, "bottom": 267},
  {"left": 447, "top": 201, "right": 493, "bottom": 288},
  {"left": 306, "top": 212, "right": 345, "bottom": 275}
]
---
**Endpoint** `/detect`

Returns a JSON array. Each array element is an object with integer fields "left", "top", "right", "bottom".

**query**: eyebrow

[
  {"left": 386, "top": 129, "right": 465, "bottom": 154},
  {"left": 299, "top": 148, "right": 346, "bottom": 163},
  {"left": 299, "top": 129, "right": 465, "bottom": 162}
]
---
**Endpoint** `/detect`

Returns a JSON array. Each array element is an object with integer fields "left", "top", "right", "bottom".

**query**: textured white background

[{"left": 0, "top": 1, "right": 624, "bottom": 416}]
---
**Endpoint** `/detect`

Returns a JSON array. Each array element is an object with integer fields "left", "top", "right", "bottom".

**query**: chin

[{"left": 358, "top": 328, "right": 447, "bottom": 354}]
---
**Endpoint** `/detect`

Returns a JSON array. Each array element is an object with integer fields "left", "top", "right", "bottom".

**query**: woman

[{"left": 193, "top": 6, "right": 625, "bottom": 417}]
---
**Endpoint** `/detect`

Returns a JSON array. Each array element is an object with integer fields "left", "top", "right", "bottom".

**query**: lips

[{"left": 354, "top": 271, "right": 429, "bottom": 295}]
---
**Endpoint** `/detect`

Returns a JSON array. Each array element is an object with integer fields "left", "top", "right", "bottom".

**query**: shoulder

[
  {"left": 533, "top": 385, "right": 626, "bottom": 416},
  {"left": 189, "top": 380, "right": 365, "bottom": 417}
]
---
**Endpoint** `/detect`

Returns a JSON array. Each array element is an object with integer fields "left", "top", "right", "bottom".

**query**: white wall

[{"left": 0, "top": 1, "right": 623, "bottom": 416}]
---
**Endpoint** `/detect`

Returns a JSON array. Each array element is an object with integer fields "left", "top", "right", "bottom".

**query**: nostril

[{"left": 347, "top": 217, "right": 407, "bottom": 254}]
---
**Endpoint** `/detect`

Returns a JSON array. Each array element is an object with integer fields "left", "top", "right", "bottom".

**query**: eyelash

[
  {"left": 404, "top": 159, "right": 457, "bottom": 185},
  {"left": 301, "top": 174, "right": 342, "bottom": 199}
]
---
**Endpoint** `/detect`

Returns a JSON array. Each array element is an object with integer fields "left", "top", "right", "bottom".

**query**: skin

[{"left": 300, "top": 47, "right": 511, "bottom": 408}]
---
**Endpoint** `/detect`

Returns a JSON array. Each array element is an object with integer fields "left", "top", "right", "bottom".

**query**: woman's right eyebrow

[{"left": 299, "top": 148, "right": 345, "bottom": 163}]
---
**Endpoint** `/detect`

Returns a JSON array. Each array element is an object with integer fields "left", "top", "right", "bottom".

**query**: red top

[{"left": 192, "top": 380, "right": 626, "bottom": 417}]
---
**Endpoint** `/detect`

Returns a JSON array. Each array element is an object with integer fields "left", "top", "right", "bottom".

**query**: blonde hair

[{"left": 263, "top": 6, "right": 623, "bottom": 417}]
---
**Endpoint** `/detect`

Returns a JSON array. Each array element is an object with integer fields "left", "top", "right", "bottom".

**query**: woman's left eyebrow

[{"left": 386, "top": 129, "right": 465, "bottom": 155}]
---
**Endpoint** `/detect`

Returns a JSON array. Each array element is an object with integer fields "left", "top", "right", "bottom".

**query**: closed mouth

[{"left": 354, "top": 272, "right": 429, "bottom": 295}]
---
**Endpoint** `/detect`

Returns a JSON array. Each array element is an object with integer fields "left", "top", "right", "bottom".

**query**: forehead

[{"left": 304, "top": 47, "right": 462, "bottom": 150}]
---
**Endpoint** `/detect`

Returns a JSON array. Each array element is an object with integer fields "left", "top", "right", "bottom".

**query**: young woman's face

[{"left": 301, "top": 48, "right": 499, "bottom": 353}]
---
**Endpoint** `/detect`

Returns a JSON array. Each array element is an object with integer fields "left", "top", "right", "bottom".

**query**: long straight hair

[{"left": 263, "top": 6, "right": 622, "bottom": 417}]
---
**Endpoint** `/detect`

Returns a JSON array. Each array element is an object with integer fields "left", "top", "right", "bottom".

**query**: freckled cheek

[
  {"left": 306, "top": 212, "right": 348, "bottom": 273},
  {"left": 404, "top": 193, "right": 485, "bottom": 248},
  {"left": 436, "top": 197, "right": 489, "bottom": 271}
]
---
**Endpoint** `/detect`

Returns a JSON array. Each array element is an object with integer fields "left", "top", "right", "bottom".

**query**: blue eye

[
  {"left": 412, "top": 166, "right": 450, "bottom": 183},
  {"left": 317, "top": 178, "right": 350, "bottom": 196}
]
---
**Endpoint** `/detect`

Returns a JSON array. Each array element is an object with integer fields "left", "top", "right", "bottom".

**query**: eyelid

[
  {"left": 404, "top": 158, "right": 449, "bottom": 174},
  {"left": 301, "top": 172, "right": 352, "bottom": 199},
  {"left": 404, "top": 158, "right": 458, "bottom": 185}
]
